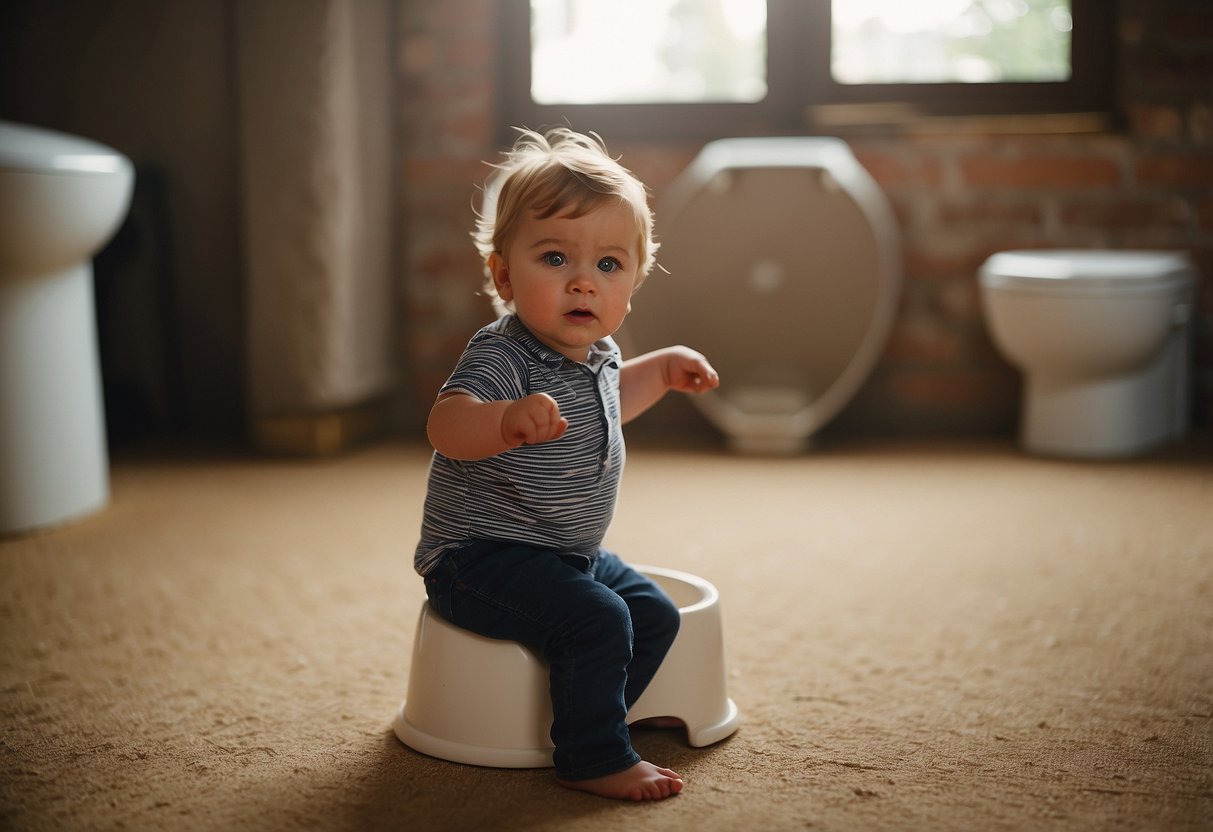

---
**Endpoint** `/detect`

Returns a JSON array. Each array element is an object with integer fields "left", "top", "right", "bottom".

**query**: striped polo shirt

[{"left": 414, "top": 314, "right": 625, "bottom": 576}]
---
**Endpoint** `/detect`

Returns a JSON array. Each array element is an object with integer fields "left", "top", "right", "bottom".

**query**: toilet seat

[
  {"left": 981, "top": 250, "right": 1194, "bottom": 295},
  {"left": 0, "top": 122, "right": 130, "bottom": 176}
]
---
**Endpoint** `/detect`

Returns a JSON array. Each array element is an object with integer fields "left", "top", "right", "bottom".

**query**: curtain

[{"left": 234, "top": 0, "right": 395, "bottom": 451}]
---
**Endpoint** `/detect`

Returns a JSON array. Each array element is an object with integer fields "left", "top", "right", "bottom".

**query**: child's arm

[
  {"left": 619, "top": 346, "right": 719, "bottom": 425},
  {"left": 428, "top": 392, "right": 569, "bottom": 460}
]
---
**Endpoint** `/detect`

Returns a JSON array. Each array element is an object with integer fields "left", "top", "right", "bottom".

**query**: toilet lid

[
  {"left": 981, "top": 250, "right": 1194, "bottom": 292},
  {"left": 624, "top": 137, "right": 900, "bottom": 438},
  {"left": 0, "top": 120, "right": 129, "bottom": 175}
]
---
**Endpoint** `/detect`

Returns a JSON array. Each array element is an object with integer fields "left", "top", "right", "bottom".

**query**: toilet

[
  {"left": 979, "top": 249, "right": 1196, "bottom": 458},
  {"left": 624, "top": 137, "right": 900, "bottom": 453},
  {"left": 394, "top": 566, "right": 740, "bottom": 768},
  {"left": 0, "top": 121, "right": 134, "bottom": 533}
]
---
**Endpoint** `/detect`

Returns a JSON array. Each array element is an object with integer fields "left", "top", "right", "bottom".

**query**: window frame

[{"left": 496, "top": 0, "right": 1117, "bottom": 142}]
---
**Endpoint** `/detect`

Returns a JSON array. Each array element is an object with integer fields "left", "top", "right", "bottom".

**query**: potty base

[
  {"left": 393, "top": 698, "right": 554, "bottom": 768},
  {"left": 395, "top": 566, "right": 740, "bottom": 768}
]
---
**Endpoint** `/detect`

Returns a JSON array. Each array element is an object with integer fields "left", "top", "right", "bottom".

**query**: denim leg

[
  {"left": 423, "top": 541, "right": 644, "bottom": 780},
  {"left": 590, "top": 551, "right": 681, "bottom": 710}
]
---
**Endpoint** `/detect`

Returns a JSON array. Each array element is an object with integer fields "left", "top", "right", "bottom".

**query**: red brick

[
  {"left": 1057, "top": 197, "right": 1189, "bottom": 229},
  {"left": 936, "top": 200, "right": 1044, "bottom": 226},
  {"left": 399, "top": 34, "right": 435, "bottom": 77},
  {"left": 937, "top": 281, "right": 982, "bottom": 322},
  {"left": 960, "top": 156, "right": 1122, "bottom": 188},
  {"left": 430, "top": 0, "right": 498, "bottom": 31},
  {"left": 444, "top": 31, "right": 494, "bottom": 72},
  {"left": 430, "top": 113, "right": 494, "bottom": 150},
  {"left": 885, "top": 198, "right": 918, "bottom": 233},
  {"left": 884, "top": 318, "right": 966, "bottom": 364},
  {"left": 409, "top": 77, "right": 493, "bottom": 111},
  {"left": 1135, "top": 153, "right": 1213, "bottom": 187},
  {"left": 851, "top": 149, "right": 945, "bottom": 188},
  {"left": 1126, "top": 104, "right": 1185, "bottom": 140},
  {"left": 889, "top": 370, "right": 1010, "bottom": 406},
  {"left": 903, "top": 242, "right": 1042, "bottom": 282}
]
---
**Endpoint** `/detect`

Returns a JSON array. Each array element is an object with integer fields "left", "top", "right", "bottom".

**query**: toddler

[{"left": 415, "top": 127, "right": 719, "bottom": 801}]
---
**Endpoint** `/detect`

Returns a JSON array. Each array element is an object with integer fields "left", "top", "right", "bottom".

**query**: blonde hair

[{"left": 472, "top": 127, "right": 658, "bottom": 314}]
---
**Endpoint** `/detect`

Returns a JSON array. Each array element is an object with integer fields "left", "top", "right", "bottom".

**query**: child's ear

[{"left": 488, "top": 252, "right": 513, "bottom": 302}]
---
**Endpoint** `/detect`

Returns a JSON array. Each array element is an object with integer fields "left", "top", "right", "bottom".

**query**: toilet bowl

[
  {"left": 979, "top": 250, "right": 1196, "bottom": 458},
  {"left": 624, "top": 137, "right": 900, "bottom": 453},
  {"left": 394, "top": 566, "right": 740, "bottom": 768},
  {"left": 0, "top": 121, "right": 134, "bottom": 533}
]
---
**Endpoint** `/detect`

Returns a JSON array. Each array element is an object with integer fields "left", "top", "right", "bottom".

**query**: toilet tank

[{"left": 626, "top": 137, "right": 900, "bottom": 437}]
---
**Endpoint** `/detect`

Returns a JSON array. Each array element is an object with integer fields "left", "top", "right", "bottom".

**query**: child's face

[{"left": 489, "top": 201, "right": 641, "bottom": 362}]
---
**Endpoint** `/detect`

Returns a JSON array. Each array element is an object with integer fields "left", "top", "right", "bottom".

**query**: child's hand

[
  {"left": 501, "top": 393, "right": 569, "bottom": 447},
  {"left": 663, "top": 347, "right": 720, "bottom": 395}
]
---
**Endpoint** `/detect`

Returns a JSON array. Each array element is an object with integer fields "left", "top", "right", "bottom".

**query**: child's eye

[
  {"left": 542, "top": 252, "right": 566, "bottom": 268},
  {"left": 597, "top": 257, "right": 621, "bottom": 273}
]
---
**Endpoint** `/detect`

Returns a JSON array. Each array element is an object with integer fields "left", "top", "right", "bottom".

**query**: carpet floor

[{"left": 2, "top": 437, "right": 1210, "bottom": 831}]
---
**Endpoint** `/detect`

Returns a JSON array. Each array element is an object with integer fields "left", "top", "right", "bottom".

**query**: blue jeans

[{"left": 422, "top": 540, "right": 681, "bottom": 780}]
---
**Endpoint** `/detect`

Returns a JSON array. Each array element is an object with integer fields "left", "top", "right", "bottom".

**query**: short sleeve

[{"left": 440, "top": 333, "right": 530, "bottom": 403}]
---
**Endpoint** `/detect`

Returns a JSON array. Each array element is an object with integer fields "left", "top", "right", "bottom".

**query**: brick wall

[{"left": 397, "top": 0, "right": 1213, "bottom": 442}]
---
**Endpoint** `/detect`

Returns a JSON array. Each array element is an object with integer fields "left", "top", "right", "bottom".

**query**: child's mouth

[{"left": 566, "top": 309, "right": 594, "bottom": 321}]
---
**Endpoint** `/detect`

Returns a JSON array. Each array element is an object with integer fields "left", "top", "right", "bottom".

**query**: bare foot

[{"left": 557, "top": 761, "right": 684, "bottom": 801}]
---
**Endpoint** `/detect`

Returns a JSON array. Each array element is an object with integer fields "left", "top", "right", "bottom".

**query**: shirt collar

[{"left": 502, "top": 314, "right": 619, "bottom": 372}]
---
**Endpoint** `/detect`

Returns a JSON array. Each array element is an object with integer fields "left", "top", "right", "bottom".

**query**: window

[
  {"left": 529, "top": 0, "right": 767, "bottom": 105},
  {"left": 497, "top": 0, "right": 1115, "bottom": 141},
  {"left": 831, "top": 0, "right": 1074, "bottom": 85}
]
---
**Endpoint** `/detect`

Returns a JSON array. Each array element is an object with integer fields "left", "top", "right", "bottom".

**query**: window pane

[
  {"left": 831, "top": 0, "right": 1073, "bottom": 85},
  {"left": 530, "top": 0, "right": 766, "bottom": 104}
]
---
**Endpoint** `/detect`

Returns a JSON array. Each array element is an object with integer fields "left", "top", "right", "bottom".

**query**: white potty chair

[{"left": 393, "top": 566, "right": 740, "bottom": 768}]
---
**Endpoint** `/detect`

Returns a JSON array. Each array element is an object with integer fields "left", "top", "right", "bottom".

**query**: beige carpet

[{"left": 2, "top": 437, "right": 1211, "bottom": 831}]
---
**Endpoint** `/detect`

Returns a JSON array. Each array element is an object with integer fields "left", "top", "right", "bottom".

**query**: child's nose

[{"left": 569, "top": 269, "right": 596, "bottom": 294}]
